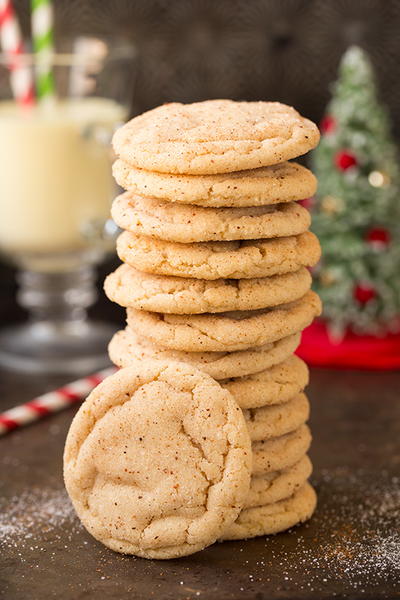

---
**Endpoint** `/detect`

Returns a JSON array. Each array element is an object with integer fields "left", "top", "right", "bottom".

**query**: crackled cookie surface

[
  {"left": 113, "top": 159, "right": 317, "bottom": 207},
  {"left": 221, "top": 482, "right": 317, "bottom": 540},
  {"left": 126, "top": 291, "right": 322, "bottom": 352},
  {"left": 104, "top": 264, "right": 311, "bottom": 314},
  {"left": 111, "top": 192, "right": 311, "bottom": 243},
  {"left": 108, "top": 329, "right": 301, "bottom": 380},
  {"left": 64, "top": 361, "right": 251, "bottom": 559},
  {"left": 112, "top": 100, "right": 320, "bottom": 174},
  {"left": 117, "top": 230, "right": 321, "bottom": 280}
]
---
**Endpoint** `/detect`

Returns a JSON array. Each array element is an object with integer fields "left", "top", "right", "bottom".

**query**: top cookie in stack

[{"left": 112, "top": 99, "right": 319, "bottom": 176}]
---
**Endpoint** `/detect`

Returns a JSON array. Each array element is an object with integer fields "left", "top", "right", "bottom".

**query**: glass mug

[{"left": 0, "top": 39, "right": 133, "bottom": 374}]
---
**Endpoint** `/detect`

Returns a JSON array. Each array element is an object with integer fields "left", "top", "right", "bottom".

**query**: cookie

[
  {"left": 245, "top": 455, "right": 313, "bottom": 509},
  {"left": 63, "top": 361, "right": 251, "bottom": 559},
  {"left": 108, "top": 328, "right": 301, "bottom": 380},
  {"left": 111, "top": 192, "right": 311, "bottom": 243},
  {"left": 113, "top": 159, "right": 317, "bottom": 208},
  {"left": 104, "top": 264, "right": 312, "bottom": 314},
  {"left": 220, "top": 355, "right": 309, "bottom": 409},
  {"left": 220, "top": 482, "right": 316, "bottom": 540},
  {"left": 126, "top": 291, "right": 322, "bottom": 352},
  {"left": 243, "top": 393, "right": 310, "bottom": 442},
  {"left": 252, "top": 424, "right": 312, "bottom": 476},
  {"left": 112, "top": 100, "right": 320, "bottom": 175},
  {"left": 117, "top": 230, "right": 321, "bottom": 280}
]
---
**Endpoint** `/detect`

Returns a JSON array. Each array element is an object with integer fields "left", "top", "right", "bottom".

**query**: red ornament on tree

[
  {"left": 320, "top": 115, "right": 336, "bottom": 134},
  {"left": 354, "top": 283, "right": 376, "bottom": 305},
  {"left": 365, "top": 227, "right": 391, "bottom": 247},
  {"left": 334, "top": 150, "right": 358, "bottom": 171}
]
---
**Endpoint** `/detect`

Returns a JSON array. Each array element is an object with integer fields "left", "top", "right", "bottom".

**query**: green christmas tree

[{"left": 311, "top": 45, "right": 400, "bottom": 338}]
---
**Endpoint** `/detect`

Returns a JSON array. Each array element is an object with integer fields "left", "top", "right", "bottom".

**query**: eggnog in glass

[{"left": 0, "top": 44, "right": 132, "bottom": 373}]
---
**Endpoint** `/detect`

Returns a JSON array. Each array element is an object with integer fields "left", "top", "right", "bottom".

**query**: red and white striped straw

[
  {"left": 0, "top": 0, "right": 35, "bottom": 108},
  {"left": 0, "top": 366, "right": 117, "bottom": 437}
]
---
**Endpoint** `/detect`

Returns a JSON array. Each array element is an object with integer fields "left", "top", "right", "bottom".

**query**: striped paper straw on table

[
  {"left": 0, "top": 366, "right": 117, "bottom": 437},
  {"left": 0, "top": 0, "right": 35, "bottom": 108},
  {"left": 31, "top": 0, "right": 55, "bottom": 101}
]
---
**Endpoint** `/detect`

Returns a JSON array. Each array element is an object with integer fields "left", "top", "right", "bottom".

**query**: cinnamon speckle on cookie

[
  {"left": 64, "top": 360, "right": 251, "bottom": 559},
  {"left": 112, "top": 100, "right": 319, "bottom": 174}
]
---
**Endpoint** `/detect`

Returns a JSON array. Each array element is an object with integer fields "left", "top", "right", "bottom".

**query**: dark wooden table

[
  {"left": 1, "top": 365, "right": 400, "bottom": 600},
  {"left": 1, "top": 262, "right": 400, "bottom": 600}
]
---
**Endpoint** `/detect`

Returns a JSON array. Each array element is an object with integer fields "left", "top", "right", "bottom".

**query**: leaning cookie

[
  {"left": 126, "top": 291, "right": 322, "bottom": 353},
  {"left": 104, "top": 264, "right": 312, "bottom": 314},
  {"left": 63, "top": 361, "right": 251, "bottom": 559},
  {"left": 112, "top": 192, "right": 311, "bottom": 243},
  {"left": 112, "top": 100, "right": 319, "bottom": 174},
  {"left": 113, "top": 159, "right": 317, "bottom": 208},
  {"left": 220, "top": 482, "right": 317, "bottom": 541},
  {"left": 108, "top": 328, "right": 301, "bottom": 380},
  {"left": 117, "top": 230, "right": 321, "bottom": 280}
]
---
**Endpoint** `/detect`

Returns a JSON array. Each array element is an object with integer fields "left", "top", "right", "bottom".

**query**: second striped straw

[{"left": 31, "top": 0, "right": 55, "bottom": 102}]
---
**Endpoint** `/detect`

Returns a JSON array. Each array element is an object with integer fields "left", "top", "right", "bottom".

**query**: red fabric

[{"left": 297, "top": 320, "right": 400, "bottom": 370}]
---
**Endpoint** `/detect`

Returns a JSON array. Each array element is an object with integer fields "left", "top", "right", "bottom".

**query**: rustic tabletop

[{"left": 1, "top": 363, "right": 400, "bottom": 600}]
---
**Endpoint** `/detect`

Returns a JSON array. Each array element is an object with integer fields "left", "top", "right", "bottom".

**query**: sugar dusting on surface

[
  {"left": 0, "top": 467, "right": 399, "bottom": 595},
  {"left": 0, "top": 487, "right": 80, "bottom": 554},
  {"left": 250, "top": 466, "right": 400, "bottom": 594}
]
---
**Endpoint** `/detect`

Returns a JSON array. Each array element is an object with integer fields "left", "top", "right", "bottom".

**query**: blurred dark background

[
  {"left": 2, "top": 0, "right": 400, "bottom": 327},
  {"left": 11, "top": 0, "right": 400, "bottom": 131}
]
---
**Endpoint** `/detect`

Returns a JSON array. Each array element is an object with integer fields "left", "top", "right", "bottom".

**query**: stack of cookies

[{"left": 105, "top": 100, "right": 322, "bottom": 542}]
